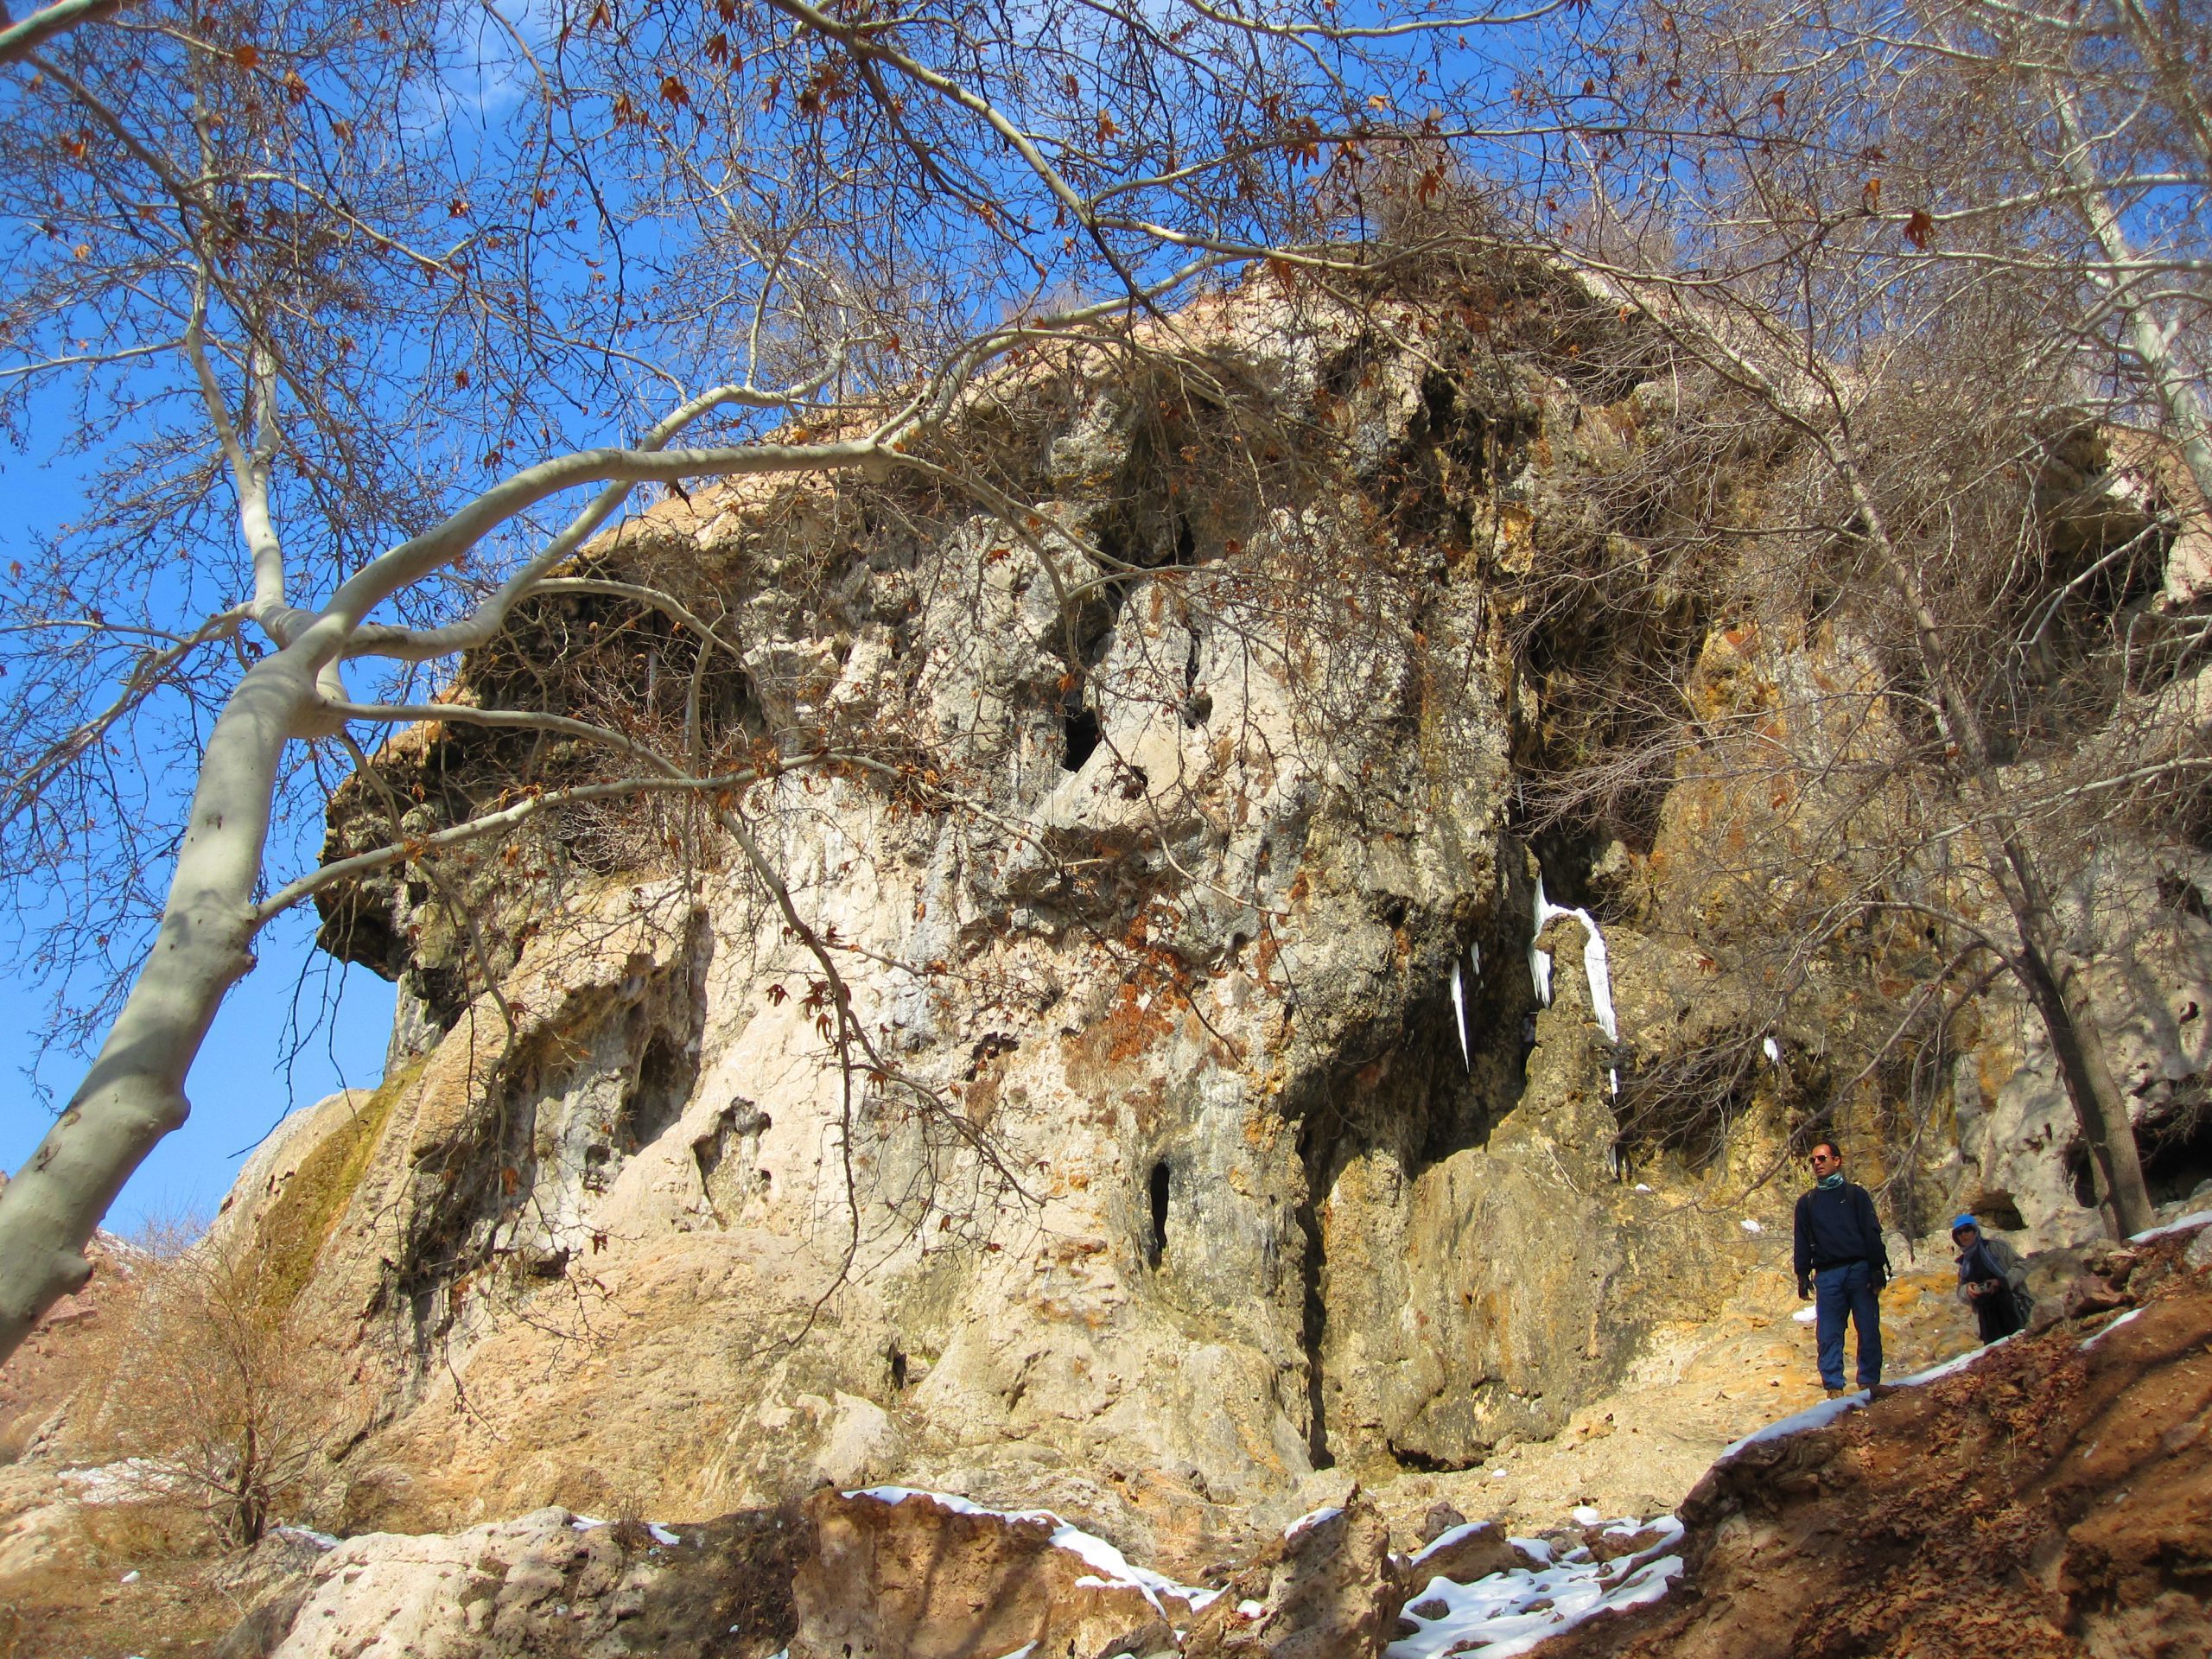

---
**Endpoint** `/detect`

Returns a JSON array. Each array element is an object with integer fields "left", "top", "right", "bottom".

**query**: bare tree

[
  {"left": 0, "top": 0, "right": 1579, "bottom": 1363},
  {"left": 1465, "top": 0, "right": 2212, "bottom": 1234}
]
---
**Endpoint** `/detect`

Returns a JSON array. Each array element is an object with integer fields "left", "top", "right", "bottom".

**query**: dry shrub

[{"left": 74, "top": 1233, "right": 343, "bottom": 1550}]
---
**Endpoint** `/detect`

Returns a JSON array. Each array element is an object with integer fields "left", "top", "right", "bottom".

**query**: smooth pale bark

[
  {"left": 0, "top": 0, "right": 122, "bottom": 64},
  {"left": 2049, "top": 79, "right": 2212, "bottom": 517},
  {"left": 0, "top": 643, "right": 315, "bottom": 1358}
]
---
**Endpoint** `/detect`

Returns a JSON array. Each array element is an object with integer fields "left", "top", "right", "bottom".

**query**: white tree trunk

[{"left": 0, "top": 644, "right": 313, "bottom": 1357}]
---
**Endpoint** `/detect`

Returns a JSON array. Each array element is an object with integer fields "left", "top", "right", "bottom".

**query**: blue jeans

[{"left": 1815, "top": 1261, "right": 1883, "bottom": 1389}]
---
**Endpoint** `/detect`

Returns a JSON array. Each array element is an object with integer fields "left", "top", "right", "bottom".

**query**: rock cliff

[{"left": 139, "top": 261, "right": 2212, "bottom": 1568}]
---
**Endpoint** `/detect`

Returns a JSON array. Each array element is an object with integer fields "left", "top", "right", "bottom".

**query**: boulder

[
  {"left": 790, "top": 1489, "right": 1195, "bottom": 1659},
  {"left": 1182, "top": 1497, "right": 1405, "bottom": 1659}
]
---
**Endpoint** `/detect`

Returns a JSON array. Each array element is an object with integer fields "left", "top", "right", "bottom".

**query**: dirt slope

[{"left": 1535, "top": 1225, "right": 2212, "bottom": 1658}]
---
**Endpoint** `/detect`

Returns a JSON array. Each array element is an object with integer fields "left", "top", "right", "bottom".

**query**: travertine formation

[{"left": 146, "top": 269, "right": 2212, "bottom": 1575}]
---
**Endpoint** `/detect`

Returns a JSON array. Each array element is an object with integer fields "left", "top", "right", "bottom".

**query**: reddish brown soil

[{"left": 1535, "top": 1228, "right": 2212, "bottom": 1659}]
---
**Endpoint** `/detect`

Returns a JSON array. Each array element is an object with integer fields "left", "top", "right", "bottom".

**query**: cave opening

[
  {"left": 1147, "top": 1160, "right": 1170, "bottom": 1269},
  {"left": 1063, "top": 704, "right": 1102, "bottom": 771},
  {"left": 2143, "top": 1103, "right": 2212, "bottom": 1207},
  {"left": 1962, "top": 1189, "right": 2027, "bottom": 1232}
]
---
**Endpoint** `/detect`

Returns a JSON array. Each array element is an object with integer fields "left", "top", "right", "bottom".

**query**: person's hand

[{"left": 1798, "top": 1278, "right": 1812, "bottom": 1300}]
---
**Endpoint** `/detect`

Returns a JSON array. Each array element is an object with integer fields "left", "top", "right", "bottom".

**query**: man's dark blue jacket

[{"left": 1793, "top": 1179, "right": 1890, "bottom": 1286}]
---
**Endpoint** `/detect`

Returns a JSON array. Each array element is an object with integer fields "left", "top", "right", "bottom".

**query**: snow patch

[
  {"left": 1763, "top": 1036, "right": 1781, "bottom": 1064},
  {"left": 273, "top": 1525, "right": 340, "bottom": 1551},
  {"left": 1569, "top": 1505, "right": 1604, "bottom": 1527},
  {"left": 2131, "top": 1208, "right": 2212, "bottom": 1243},
  {"left": 2081, "top": 1306, "right": 2144, "bottom": 1349},
  {"left": 648, "top": 1522, "right": 682, "bottom": 1547},
  {"left": 1897, "top": 1332, "right": 2017, "bottom": 1382},
  {"left": 1387, "top": 1516, "right": 1683, "bottom": 1659},
  {"left": 1529, "top": 876, "right": 1618, "bottom": 1040},
  {"left": 1284, "top": 1504, "right": 1343, "bottom": 1540},
  {"left": 1740, "top": 1218, "right": 1764, "bottom": 1235},
  {"left": 1719, "top": 1390, "right": 1868, "bottom": 1459},
  {"left": 849, "top": 1488, "right": 1217, "bottom": 1612},
  {"left": 1792, "top": 1306, "right": 1817, "bottom": 1324}
]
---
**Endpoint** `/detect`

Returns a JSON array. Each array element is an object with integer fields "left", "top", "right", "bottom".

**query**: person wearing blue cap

[{"left": 1952, "top": 1214, "right": 2031, "bottom": 1344}]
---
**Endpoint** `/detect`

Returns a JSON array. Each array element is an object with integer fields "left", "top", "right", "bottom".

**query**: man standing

[
  {"left": 1793, "top": 1141, "right": 1890, "bottom": 1396},
  {"left": 1951, "top": 1214, "right": 2031, "bottom": 1344}
]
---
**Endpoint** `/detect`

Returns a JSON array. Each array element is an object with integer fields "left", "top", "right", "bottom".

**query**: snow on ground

[
  {"left": 1283, "top": 1503, "right": 1344, "bottom": 1540},
  {"left": 849, "top": 1487, "right": 1220, "bottom": 1611},
  {"left": 1387, "top": 1516, "right": 1684, "bottom": 1659},
  {"left": 2132, "top": 1208, "right": 2212, "bottom": 1243},
  {"left": 1719, "top": 1330, "right": 2026, "bottom": 1461},
  {"left": 2080, "top": 1306, "right": 2144, "bottom": 1349},
  {"left": 56, "top": 1459, "right": 177, "bottom": 1503}
]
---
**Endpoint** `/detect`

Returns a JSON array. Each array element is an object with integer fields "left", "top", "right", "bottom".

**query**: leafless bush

[{"left": 77, "top": 1237, "right": 342, "bottom": 1549}]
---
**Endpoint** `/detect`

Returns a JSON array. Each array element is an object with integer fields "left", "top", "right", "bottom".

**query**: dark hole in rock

[
  {"left": 889, "top": 1347, "right": 907, "bottom": 1390},
  {"left": 1063, "top": 706, "right": 1102, "bottom": 771},
  {"left": 2142, "top": 1102, "right": 2212, "bottom": 1206},
  {"left": 2069, "top": 1143, "right": 2100, "bottom": 1211},
  {"left": 1963, "top": 1190, "right": 2026, "bottom": 1232},
  {"left": 1147, "top": 1160, "right": 1171, "bottom": 1269}
]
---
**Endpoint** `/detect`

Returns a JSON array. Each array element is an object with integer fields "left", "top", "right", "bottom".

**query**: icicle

[
  {"left": 1468, "top": 940, "right": 1482, "bottom": 976},
  {"left": 1529, "top": 872, "right": 1618, "bottom": 1041},
  {"left": 1763, "top": 1036, "right": 1781, "bottom": 1065},
  {"left": 1451, "top": 960, "right": 1470, "bottom": 1070}
]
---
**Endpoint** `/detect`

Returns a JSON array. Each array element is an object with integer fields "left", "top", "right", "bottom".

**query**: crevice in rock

[
  {"left": 1294, "top": 1173, "right": 1333, "bottom": 1471},
  {"left": 1147, "top": 1160, "right": 1171, "bottom": 1270},
  {"left": 1061, "top": 704, "right": 1102, "bottom": 771},
  {"left": 1387, "top": 1441, "right": 1480, "bottom": 1475},
  {"left": 1960, "top": 1187, "right": 2026, "bottom": 1232}
]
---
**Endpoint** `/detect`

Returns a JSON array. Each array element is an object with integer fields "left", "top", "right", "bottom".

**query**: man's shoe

[{"left": 1824, "top": 1387, "right": 1847, "bottom": 1399}]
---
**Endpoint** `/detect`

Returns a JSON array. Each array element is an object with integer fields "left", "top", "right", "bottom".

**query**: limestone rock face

[
  {"left": 254, "top": 1506, "right": 802, "bottom": 1659},
  {"left": 181, "top": 268, "right": 2205, "bottom": 1573}
]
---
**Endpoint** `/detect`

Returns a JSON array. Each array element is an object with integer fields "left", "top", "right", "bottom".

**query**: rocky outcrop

[
  {"left": 1533, "top": 1217, "right": 2212, "bottom": 1658},
  {"left": 792, "top": 1489, "right": 1199, "bottom": 1659},
  {"left": 1179, "top": 1498, "right": 1406, "bottom": 1659},
  {"left": 240, "top": 1504, "right": 803, "bottom": 1659},
  {"left": 99, "top": 260, "right": 2202, "bottom": 1572}
]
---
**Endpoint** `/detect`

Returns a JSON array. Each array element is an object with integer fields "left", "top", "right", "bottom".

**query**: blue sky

[{"left": 0, "top": 905, "right": 395, "bottom": 1235}]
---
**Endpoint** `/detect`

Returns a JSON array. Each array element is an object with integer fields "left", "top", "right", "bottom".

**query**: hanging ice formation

[
  {"left": 1763, "top": 1036, "right": 1782, "bottom": 1065},
  {"left": 1451, "top": 960, "right": 1470, "bottom": 1069},
  {"left": 1529, "top": 873, "right": 1621, "bottom": 1094}
]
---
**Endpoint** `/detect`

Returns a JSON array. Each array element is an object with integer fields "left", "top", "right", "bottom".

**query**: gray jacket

[{"left": 1955, "top": 1235, "right": 2029, "bottom": 1307}]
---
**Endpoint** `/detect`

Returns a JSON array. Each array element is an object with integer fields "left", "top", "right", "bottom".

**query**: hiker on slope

[
  {"left": 1951, "top": 1213, "right": 2031, "bottom": 1344},
  {"left": 1794, "top": 1141, "right": 1890, "bottom": 1397}
]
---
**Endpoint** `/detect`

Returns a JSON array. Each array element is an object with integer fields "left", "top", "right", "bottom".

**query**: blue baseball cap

[{"left": 1950, "top": 1213, "right": 1979, "bottom": 1233}]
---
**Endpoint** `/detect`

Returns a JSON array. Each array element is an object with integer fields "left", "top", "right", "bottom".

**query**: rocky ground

[
  {"left": 3, "top": 1213, "right": 2201, "bottom": 1658},
  {"left": 1537, "top": 1214, "right": 2212, "bottom": 1659}
]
